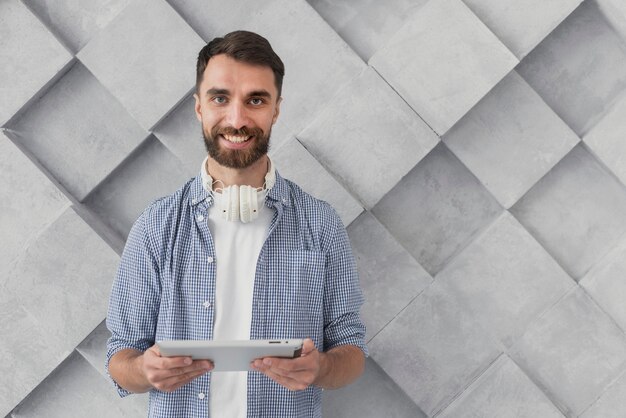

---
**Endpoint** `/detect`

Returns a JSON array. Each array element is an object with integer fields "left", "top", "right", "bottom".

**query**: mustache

[{"left": 211, "top": 125, "right": 264, "bottom": 138}]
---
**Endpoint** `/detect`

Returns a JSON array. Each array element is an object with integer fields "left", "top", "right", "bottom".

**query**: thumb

[{"left": 301, "top": 338, "right": 315, "bottom": 355}]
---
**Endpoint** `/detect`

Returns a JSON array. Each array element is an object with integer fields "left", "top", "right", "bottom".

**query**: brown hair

[{"left": 196, "top": 30, "right": 285, "bottom": 96}]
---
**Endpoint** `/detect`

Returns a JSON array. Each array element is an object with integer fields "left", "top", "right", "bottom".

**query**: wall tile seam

[
  {"left": 297, "top": 0, "right": 370, "bottom": 67},
  {"left": 366, "top": 65, "right": 440, "bottom": 138},
  {"left": 16, "top": 0, "right": 75, "bottom": 54},
  {"left": 580, "top": 138, "right": 626, "bottom": 192},
  {"left": 292, "top": 135, "right": 366, "bottom": 218},
  {"left": 75, "top": 341, "right": 108, "bottom": 381},
  {"left": 429, "top": 353, "right": 545, "bottom": 418},
  {"left": 578, "top": 283, "right": 626, "bottom": 342},
  {"left": 161, "top": 0, "right": 207, "bottom": 42},
  {"left": 365, "top": 284, "right": 431, "bottom": 345},
  {"left": 577, "top": 365, "right": 626, "bottom": 417},
  {"left": 1, "top": 57, "right": 77, "bottom": 129},
  {"left": 513, "top": 45, "right": 626, "bottom": 140},
  {"left": 506, "top": 285, "right": 626, "bottom": 416},
  {"left": 3, "top": 124, "right": 130, "bottom": 256},
  {"left": 426, "top": 349, "right": 504, "bottom": 417},
  {"left": 6, "top": 348, "right": 80, "bottom": 416},
  {"left": 505, "top": 351, "right": 570, "bottom": 417},
  {"left": 145, "top": 84, "right": 198, "bottom": 133}
]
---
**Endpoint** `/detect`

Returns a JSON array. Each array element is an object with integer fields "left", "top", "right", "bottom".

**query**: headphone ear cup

[
  {"left": 240, "top": 185, "right": 252, "bottom": 223},
  {"left": 222, "top": 185, "right": 240, "bottom": 221}
]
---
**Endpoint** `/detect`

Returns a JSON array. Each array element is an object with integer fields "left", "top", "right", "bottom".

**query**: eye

[
  {"left": 211, "top": 96, "right": 227, "bottom": 104},
  {"left": 249, "top": 98, "right": 264, "bottom": 106}
]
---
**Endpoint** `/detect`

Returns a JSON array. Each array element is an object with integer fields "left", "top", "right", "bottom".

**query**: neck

[{"left": 206, "top": 155, "right": 269, "bottom": 188}]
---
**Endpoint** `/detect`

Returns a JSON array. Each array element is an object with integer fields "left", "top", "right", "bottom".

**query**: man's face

[{"left": 194, "top": 54, "right": 281, "bottom": 169}]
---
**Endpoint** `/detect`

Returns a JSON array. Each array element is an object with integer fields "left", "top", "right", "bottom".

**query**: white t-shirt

[{"left": 207, "top": 189, "right": 273, "bottom": 418}]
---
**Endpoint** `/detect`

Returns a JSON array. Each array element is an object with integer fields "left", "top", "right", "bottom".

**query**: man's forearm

[
  {"left": 109, "top": 349, "right": 153, "bottom": 393},
  {"left": 314, "top": 344, "right": 365, "bottom": 390}
]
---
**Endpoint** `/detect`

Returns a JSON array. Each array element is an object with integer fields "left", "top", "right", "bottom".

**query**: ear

[
  {"left": 272, "top": 97, "right": 282, "bottom": 125},
  {"left": 193, "top": 93, "right": 203, "bottom": 122}
]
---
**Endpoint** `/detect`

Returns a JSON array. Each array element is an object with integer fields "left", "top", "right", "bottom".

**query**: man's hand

[
  {"left": 251, "top": 338, "right": 321, "bottom": 391},
  {"left": 251, "top": 339, "right": 365, "bottom": 391},
  {"left": 109, "top": 345, "right": 213, "bottom": 394}
]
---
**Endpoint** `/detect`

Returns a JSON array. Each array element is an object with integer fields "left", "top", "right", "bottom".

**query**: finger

[
  {"left": 157, "top": 368, "right": 209, "bottom": 392},
  {"left": 260, "top": 356, "right": 310, "bottom": 374},
  {"left": 157, "top": 355, "right": 195, "bottom": 369},
  {"left": 149, "top": 360, "right": 213, "bottom": 383},
  {"left": 260, "top": 367, "right": 309, "bottom": 391},
  {"left": 300, "top": 338, "right": 315, "bottom": 355}
]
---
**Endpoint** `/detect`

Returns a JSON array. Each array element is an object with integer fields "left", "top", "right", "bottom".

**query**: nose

[{"left": 224, "top": 101, "right": 250, "bottom": 130}]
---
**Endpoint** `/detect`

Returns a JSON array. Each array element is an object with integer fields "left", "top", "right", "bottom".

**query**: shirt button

[
  {"left": 197, "top": 214, "right": 205, "bottom": 222},
  {"left": 207, "top": 256, "right": 214, "bottom": 263},
  {"left": 203, "top": 301, "right": 212, "bottom": 308},
  {"left": 282, "top": 198, "right": 287, "bottom": 204},
  {"left": 192, "top": 198, "right": 198, "bottom": 204},
  {"left": 198, "top": 392, "right": 205, "bottom": 400}
]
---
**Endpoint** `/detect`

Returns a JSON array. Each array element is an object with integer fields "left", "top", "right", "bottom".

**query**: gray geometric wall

[{"left": 2, "top": 0, "right": 626, "bottom": 416}]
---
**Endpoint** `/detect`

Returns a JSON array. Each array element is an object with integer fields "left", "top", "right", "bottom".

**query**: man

[{"left": 106, "top": 30, "right": 367, "bottom": 417}]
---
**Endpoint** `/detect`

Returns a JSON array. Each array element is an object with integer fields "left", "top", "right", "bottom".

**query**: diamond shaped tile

[
  {"left": 10, "top": 352, "right": 144, "bottom": 417},
  {"left": 510, "top": 288, "right": 626, "bottom": 416},
  {"left": 78, "top": 0, "right": 205, "bottom": 130},
  {"left": 584, "top": 93, "right": 626, "bottom": 187},
  {"left": 443, "top": 71, "right": 580, "bottom": 208},
  {"left": 581, "top": 238, "right": 626, "bottom": 332},
  {"left": 437, "top": 212, "right": 574, "bottom": 348},
  {"left": 372, "top": 143, "right": 503, "bottom": 275},
  {"left": 517, "top": 0, "right": 626, "bottom": 136},
  {"left": 270, "top": 138, "right": 363, "bottom": 226},
  {"left": 511, "top": 144, "right": 626, "bottom": 280},
  {"left": 298, "top": 67, "right": 439, "bottom": 209},
  {"left": 0, "top": 0, "right": 72, "bottom": 126},
  {"left": 437, "top": 355, "right": 565, "bottom": 418},
  {"left": 369, "top": 0, "right": 518, "bottom": 135},
  {"left": 83, "top": 136, "right": 189, "bottom": 240},
  {"left": 305, "top": 0, "right": 429, "bottom": 61},
  {"left": 166, "top": 0, "right": 366, "bottom": 147},
  {"left": 152, "top": 94, "right": 205, "bottom": 178},
  {"left": 0, "top": 133, "right": 69, "bottom": 273},
  {"left": 462, "top": 0, "right": 582, "bottom": 59},
  {"left": 23, "top": 0, "right": 130, "bottom": 52},
  {"left": 323, "top": 357, "right": 426, "bottom": 418},
  {"left": 368, "top": 281, "right": 501, "bottom": 416},
  {"left": 347, "top": 212, "right": 432, "bottom": 341},
  {"left": 580, "top": 369, "right": 626, "bottom": 418},
  {"left": 7, "top": 62, "right": 148, "bottom": 201},
  {"left": 4, "top": 207, "right": 118, "bottom": 348},
  {"left": 0, "top": 304, "right": 67, "bottom": 417}
]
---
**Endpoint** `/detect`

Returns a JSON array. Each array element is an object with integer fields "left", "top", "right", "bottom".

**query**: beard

[{"left": 203, "top": 124, "right": 271, "bottom": 169}]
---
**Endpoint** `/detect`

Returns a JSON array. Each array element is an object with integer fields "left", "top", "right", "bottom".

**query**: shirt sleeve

[
  {"left": 322, "top": 210, "right": 368, "bottom": 357},
  {"left": 106, "top": 209, "right": 161, "bottom": 397}
]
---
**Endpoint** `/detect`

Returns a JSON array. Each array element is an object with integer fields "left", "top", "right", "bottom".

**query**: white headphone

[{"left": 201, "top": 157, "right": 276, "bottom": 223}]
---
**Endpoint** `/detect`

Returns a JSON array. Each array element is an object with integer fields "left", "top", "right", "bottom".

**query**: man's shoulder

[
  {"left": 137, "top": 176, "right": 198, "bottom": 232},
  {"left": 280, "top": 175, "right": 340, "bottom": 224}
]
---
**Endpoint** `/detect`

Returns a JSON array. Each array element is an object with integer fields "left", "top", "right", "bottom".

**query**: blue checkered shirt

[{"left": 106, "top": 170, "right": 367, "bottom": 417}]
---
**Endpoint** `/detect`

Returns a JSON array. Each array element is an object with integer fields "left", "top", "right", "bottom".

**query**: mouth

[{"left": 222, "top": 134, "right": 252, "bottom": 144}]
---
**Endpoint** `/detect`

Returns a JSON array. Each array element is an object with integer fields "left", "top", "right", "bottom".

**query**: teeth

[{"left": 223, "top": 135, "right": 250, "bottom": 143}]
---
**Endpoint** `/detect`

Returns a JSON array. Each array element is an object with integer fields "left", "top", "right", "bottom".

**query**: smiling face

[{"left": 194, "top": 54, "right": 281, "bottom": 169}]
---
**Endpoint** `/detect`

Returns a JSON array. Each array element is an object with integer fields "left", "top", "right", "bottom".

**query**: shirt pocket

[{"left": 265, "top": 250, "right": 325, "bottom": 339}]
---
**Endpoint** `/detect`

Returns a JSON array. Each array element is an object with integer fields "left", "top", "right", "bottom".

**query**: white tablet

[{"left": 157, "top": 339, "right": 304, "bottom": 372}]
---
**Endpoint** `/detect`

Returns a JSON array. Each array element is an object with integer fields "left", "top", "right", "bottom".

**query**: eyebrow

[
  {"left": 206, "top": 88, "right": 229, "bottom": 96},
  {"left": 205, "top": 88, "right": 272, "bottom": 99}
]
